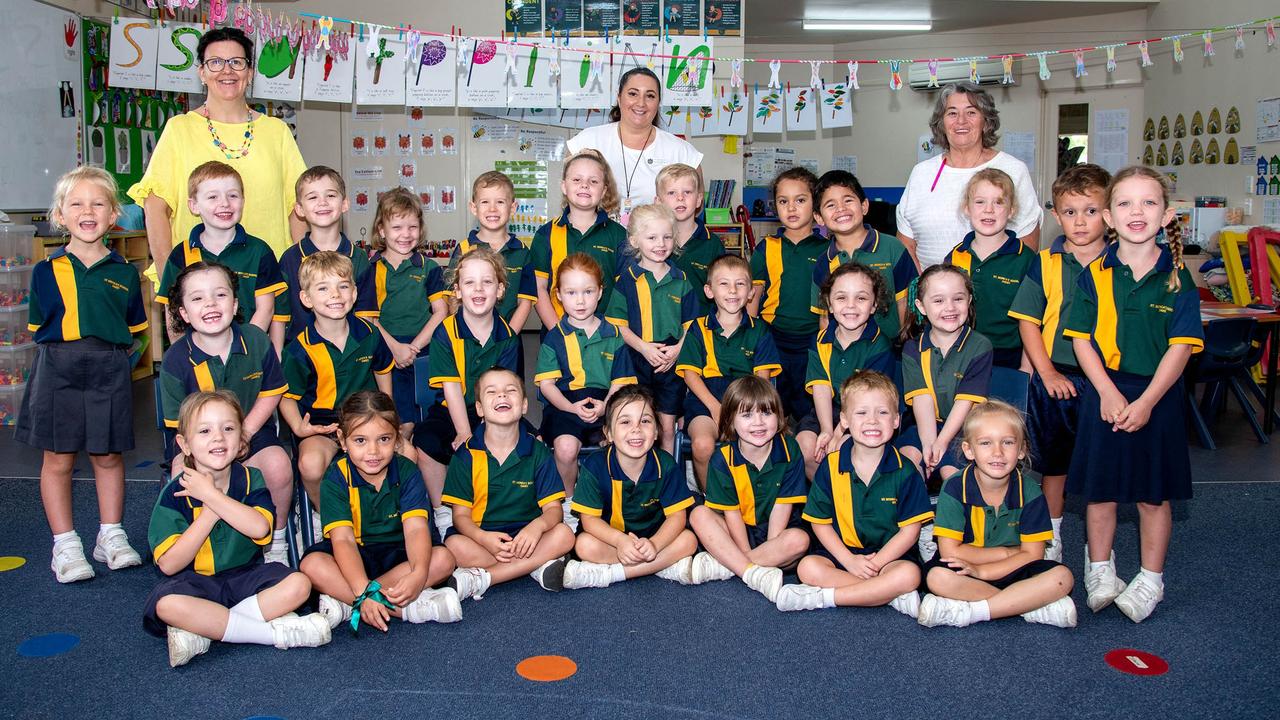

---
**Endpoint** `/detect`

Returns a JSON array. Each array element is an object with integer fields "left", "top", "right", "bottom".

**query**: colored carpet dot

[
  {"left": 1105, "top": 648, "right": 1169, "bottom": 676},
  {"left": 0, "top": 556, "right": 25, "bottom": 572},
  {"left": 243, "top": 716, "right": 286, "bottom": 720},
  {"left": 516, "top": 655, "right": 578, "bottom": 682},
  {"left": 18, "top": 633, "right": 79, "bottom": 658}
]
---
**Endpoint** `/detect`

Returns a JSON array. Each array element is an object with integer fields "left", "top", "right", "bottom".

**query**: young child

[
  {"left": 441, "top": 368, "right": 576, "bottom": 599},
  {"left": 299, "top": 391, "right": 461, "bottom": 631},
  {"left": 947, "top": 169, "right": 1035, "bottom": 369},
  {"left": 749, "top": 167, "right": 828, "bottom": 422},
  {"left": 917, "top": 400, "right": 1077, "bottom": 629},
  {"left": 774, "top": 371, "right": 931, "bottom": 616},
  {"left": 159, "top": 261, "right": 293, "bottom": 564},
  {"left": 797, "top": 261, "right": 897, "bottom": 478},
  {"left": 688, "top": 377, "right": 809, "bottom": 601},
  {"left": 144, "top": 390, "right": 330, "bottom": 667},
  {"left": 19, "top": 166, "right": 148, "bottom": 583},
  {"left": 535, "top": 253, "right": 637, "bottom": 525},
  {"left": 532, "top": 150, "right": 626, "bottom": 330},
  {"left": 605, "top": 203, "right": 699, "bottom": 454},
  {"left": 449, "top": 171, "right": 536, "bottom": 334},
  {"left": 675, "top": 254, "right": 781, "bottom": 486},
  {"left": 356, "top": 188, "right": 448, "bottom": 457},
  {"left": 809, "top": 170, "right": 916, "bottom": 341},
  {"left": 418, "top": 246, "right": 522, "bottom": 532},
  {"left": 1063, "top": 166, "right": 1203, "bottom": 623},
  {"left": 656, "top": 163, "right": 726, "bottom": 314},
  {"left": 1007, "top": 164, "right": 1111, "bottom": 562},
  {"left": 276, "top": 166, "right": 370, "bottom": 348},
  {"left": 155, "top": 161, "right": 285, "bottom": 343},
  {"left": 899, "top": 264, "right": 993, "bottom": 484},
  {"left": 562, "top": 386, "right": 699, "bottom": 589},
  {"left": 280, "top": 251, "right": 394, "bottom": 506}
]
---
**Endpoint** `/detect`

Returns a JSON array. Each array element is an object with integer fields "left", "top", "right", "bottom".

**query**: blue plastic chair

[
  {"left": 1187, "top": 317, "right": 1267, "bottom": 449},
  {"left": 989, "top": 367, "right": 1031, "bottom": 414}
]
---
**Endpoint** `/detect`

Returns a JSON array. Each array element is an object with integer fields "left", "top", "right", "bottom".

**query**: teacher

[
  {"left": 896, "top": 82, "right": 1042, "bottom": 269},
  {"left": 129, "top": 27, "right": 306, "bottom": 271},
  {"left": 565, "top": 67, "right": 703, "bottom": 215}
]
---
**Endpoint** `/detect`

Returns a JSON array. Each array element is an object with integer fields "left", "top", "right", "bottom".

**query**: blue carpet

[{"left": 1, "top": 478, "right": 1277, "bottom": 719}]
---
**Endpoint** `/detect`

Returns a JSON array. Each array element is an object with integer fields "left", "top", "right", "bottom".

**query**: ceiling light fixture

[{"left": 801, "top": 20, "right": 933, "bottom": 32}]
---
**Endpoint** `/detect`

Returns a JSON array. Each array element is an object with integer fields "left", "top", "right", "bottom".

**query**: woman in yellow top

[{"left": 129, "top": 27, "right": 306, "bottom": 271}]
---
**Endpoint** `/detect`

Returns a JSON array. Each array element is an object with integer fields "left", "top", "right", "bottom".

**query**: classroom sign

[
  {"left": 254, "top": 35, "right": 305, "bottom": 102},
  {"left": 154, "top": 23, "right": 203, "bottom": 94},
  {"left": 108, "top": 19, "right": 158, "bottom": 90},
  {"left": 406, "top": 38, "right": 456, "bottom": 107},
  {"left": 560, "top": 38, "right": 613, "bottom": 109}
]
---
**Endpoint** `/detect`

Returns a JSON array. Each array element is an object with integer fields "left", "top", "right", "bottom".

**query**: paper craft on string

[
  {"left": 458, "top": 38, "right": 505, "bottom": 107},
  {"left": 406, "top": 37, "right": 456, "bottom": 107},
  {"left": 355, "top": 34, "right": 406, "bottom": 105},
  {"left": 155, "top": 23, "right": 203, "bottom": 94}
]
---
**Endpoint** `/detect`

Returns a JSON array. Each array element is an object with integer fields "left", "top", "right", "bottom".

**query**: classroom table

[{"left": 1200, "top": 300, "right": 1280, "bottom": 434}]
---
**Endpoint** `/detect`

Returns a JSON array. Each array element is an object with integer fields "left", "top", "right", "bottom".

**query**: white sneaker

[
  {"left": 889, "top": 590, "right": 921, "bottom": 619},
  {"left": 433, "top": 505, "right": 454, "bottom": 535},
  {"left": 655, "top": 556, "right": 695, "bottom": 585},
  {"left": 1022, "top": 596, "right": 1078, "bottom": 628},
  {"left": 1084, "top": 559, "right": 1127, "bottom": 612},
  {"left": 563, "top": 560, "right": 615, "bottom": 589},
  {"left": 690, "top": 551, "right": 735, "bottom": 584},
  {"left": 402, "top": 587, "right": 463, "bottom": 624},
  {"left": 1044, "top": 536, "right": 1063, "bottom": 563},
  {"left": 774, "top": 583, "right": 827, "bottom": 612},
  {"left": 51, "top": 537, "right": 95, "bottom": 583},
  {"left": 917, "top": 523, "right": 937, "bottom": 563},
  {"left": 449, "top": 567, "right": 492, "bottom": 601},
  {"left": 93, "top": 527, "right": 142, "bottom": 570},
  {"left": 742, "top": 564, "right": 783, "bottom": 602},
  {"left": 309, "top": 510, "right": 322, "bottom": 544},
  {"left": 269, "top": 612, "right": 332, "bottom": 649},
  {"left": 166, "top": 626, "right": 210, "bottom": 668},
  {"left": 317, "top": 594, "right": 352, "bottom": 629},
  {"left": 263, "top": 539, "right": 289, "bottom": 565},
  {"left": 530, "top": 556, "right": 567, "bottom": 591},
  {"left": 1115, "top": 574, "right": 1164, "bottom": 623},
  {"left": 917, "top": 594, "right": 974, "bottom": 627}
]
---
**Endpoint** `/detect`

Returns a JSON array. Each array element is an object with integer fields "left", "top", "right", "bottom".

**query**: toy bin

[
  {"left": 0, "top": 307, "right": 33, "bottom": 347},
  {"left": 0, "top": 341, "right": 34, "bottom": 386},
  {"left": 0, "top": 263, "right": 32, "bottom": 310},
  {"left": 0, "top": 381, "right": 24, "bottom": 426},
  {"left": 0, "top": 225, "right": 36, "bottom": 269}
]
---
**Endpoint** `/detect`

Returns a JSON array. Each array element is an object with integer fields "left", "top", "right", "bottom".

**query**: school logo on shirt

[
  {"left": 514, "top": 479, "right": 533, "bottom": 489},
  {"left": 602, "top": 352, "right": 615, "bottom": 361},
  {"left": 641, "top": 498, "right": 661, "bottom": 508},
  {"left": 869, "top": 261, "right": 891, "bottom": 271},
  {"left": 954, "top": 372, "right": 965, "bottom": 381},
  {"left": 1149, "top": 303, "right": 1173, "bottom": 314},
  {"left": 994, "top": 274, "right": 1020, "bottom": 286},
  {"left": 103, "top": 278, "right": 130, "bottom": 293},
  {"left": 668, "top": 294, "right": 683, "bottom": 303},
  {"left": 235, "top": 270, "right": 258, "bottom": 281},
  {"left": 881, "top": 496, "right": 898, "bottom": 504},
  {"left": 356, "top": 355, "right": 372, "bottom": 364},
  {"left": 743, "top": 349, "right": 755, "bottom": 358},
  {"left": 242, "top": 371, "right": 263, "bottom": 382},
  {"left": 591, "top": 244, "right": 614, "bottom": 254}
]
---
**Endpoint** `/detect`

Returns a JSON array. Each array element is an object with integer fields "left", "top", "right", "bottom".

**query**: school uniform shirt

[
  {"left": 1007, "top": 236, "right": 1103, "bottom": 369},
  {"left": 27, "top": 247, "right": 148, "bottom": 345},
  {"left": 902, "top": 325, "right": 993, "bottom": 421},
  {"left": 704, "top": 435, "right": 808, "bottom": 526},
  {"left": 534, "top": 316, "right": 637, "bottom": 392},
  {"left": 802, "top": 442, "right": 933, "bottom": 552},
  {"left": 675, "top": 313, "right": 782, "bottom": 382},
  {"left": 673, "top": 219, "right": 727, "bottom": 314},
  {"left": 148, "top": 463, "right": 274, "bottom": 576},
  {"left": 155, "top": 224, "right": 286, "bottom": 317},
  {"left": 809, "top": 227, "right": 918, "bottom": 340},
  {"left": 281, "top": 316, "right": 395, "bottom": 425},
  {"left": 159, "top": 324, "right": 286, "bottom": 430},
  {"left": 804, "top": 318, "right": 895, "bottom": 405},
  {"left": 354, "top": 251, "right": 447, "bottom": 337},
  {"left": 933, "top": 465, "right": 1054, "bottom": 548},
  {"left": 571, "top": 446, "right": 694, "bottom": 537},
  {"left": 1062, "top": 243, "right": 1204, "bottom": 377},
  {"left": 426, "top": 312, "right": 521, "bottom": 406},
  {"left": 441, "top": 427, "right": 566, "bottom": 530},
  {"left": 274, "top": 233, "right": 372, "bottom": 339},
  {"left": 750, "top": 232, "right": 828, "bottom": 337},
  {"left": 445, "top": 232, "right": 538, "bottom": 318},
  {"left": 531, "top": 208, "right": 628, "bottom": 317},
  {"left": 948, "top": 230, "right": 1035, "bottom": 351},
  {"left": 320, "top": 454, "right": 431, "bottom": 545},
  {"left": 605, "top": 260, "right": 700, "bottom": 343}
]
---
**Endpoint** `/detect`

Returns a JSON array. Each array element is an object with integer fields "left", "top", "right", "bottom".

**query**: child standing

[
  {"left": 605, "top": 203, "right": 699, "bottom": 454},
  {"left": 299, "top": 391, "right": 461, "bottom": 631},
  {"left": 917, "top": 401, "right": 1077, "bottom": 628},
  {"left": 144, "top": 391, "right": 330, "bottom": 667},
  {"left": 19, "top": 167, "right": 148, "bottom": 583},
  {"left": 1007, "top": 164, "right": 1111, "bottom": 562},
  {"left": 688, "top": 377, "right": 809, "bottom": 601},
  {"left": 676, "top": 254, "right": 781, "bottom": 487},
  {"left": 449, "top": 171, "right": 537, "bottom": 334},
  {"left": 1063, "top": 166, "right": 1203, "bottom": 623},
  {"left": 656, "top": 163, "right": 726, "bottom": 314},
  {"left": 749, "top": 167, "right": 827, "bottom": 422},
  {"left": 947, "top": 169, "right": 1034, "bottom": 369}
]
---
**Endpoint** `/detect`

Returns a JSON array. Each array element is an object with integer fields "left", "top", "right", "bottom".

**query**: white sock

[
  {"left": 1050, "top": 516, "right": 1062, "bottom": 539},
  {"left": 821, "top": 587, "right": 837, "bottom": 608},
  {"left": 1089, "top": 561, "right": 1111, "bottom": 573},
  {"left": 609, "top": 563, "right": 626, "bottom": 583},
  {"left": 1138, "top": 567, "right": 1164, "bottom": 586},
  {"left": 52, "top": 530, "right": 79, "bottom": 546},
  {"left": 229, "top": 595, "right": 266, "bottom": 622},
  {"left": 221, "top": 608, "right": 274, "bottom": 645},
  {"left": 968, "top": 600, "right": 991, "bottom": 623},
  {"left": 271, "top": 528, "right": 286, "bottom": 545},
  {"left": 98, "top": 522, "right": 123, "bottom": 535}
]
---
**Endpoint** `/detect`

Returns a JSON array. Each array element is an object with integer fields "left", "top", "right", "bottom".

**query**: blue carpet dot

[
  {"left": 243, "top": 716, "right": 286, "bottom": 720},
  {"left": 18, "top": 633, "right": 79, "bottom": 658}
]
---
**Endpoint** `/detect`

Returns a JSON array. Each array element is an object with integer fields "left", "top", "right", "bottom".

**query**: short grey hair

[{"left": 929, "top": 82, "right": 1001, "bottom": 151}]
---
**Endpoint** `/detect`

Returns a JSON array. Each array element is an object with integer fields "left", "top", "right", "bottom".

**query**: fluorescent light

[{"left": 802, "top": 20, "right": 933, "bottom": 32}]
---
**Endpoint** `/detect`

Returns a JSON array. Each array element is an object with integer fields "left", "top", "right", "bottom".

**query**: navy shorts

[
  {"left": 770, "top": 329, "right": 814, "bottom": 421},
  {"left": 443, "top": 520, "right": 531, "bottom": 543},
  {"left": 744, "top": 510, "right": 806, "bottom": 549},
  {"left": 990, "top": 346, "right": 1025, "bottom": 370},
  {"left": 896, "top": 425, "right": 964, "bottom": 475},
  {"left": 683, "top": 375, "right": 741, "bottom": 426},
  {"left": 304, "top": 537, "right": 440, "bottom": 579},
  {"left": 923, "top": 556, "right": 1064, "bottom": 593},
  {"left": 540, "top": 387, "right": 608, "bottom": 445},
  {"left": 142, "top": 561, "right": 295, "bottom": 637},
  {"left": 390, "top": 344, "right": 420, "bottom": 425},
  {"left": 1027, "top": 366, "right": 1087, "bottom": 476},
  {"left": 630, "top": 344, "right": 685, "bottom": 416},
  {"left": 413, "top": 404, "right": 481, "bottom": 466},
  {"left": 794, "top": 411, "right": 822, "bottom": 436},
  {"left": 809, "top": 539, "right": 924, "bottom": 570}
]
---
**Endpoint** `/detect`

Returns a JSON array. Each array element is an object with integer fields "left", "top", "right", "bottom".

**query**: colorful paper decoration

[
  {"left": 1236, "top": 27, "right": 1246, "bottom": 52},
  {"left": 786, "top": 87, "right": 816, "bottom": 131},
  {"left": 888, "top": 60, "right": 902, "bottom": 90},
  {"left": 1139, "top": 40, "right": 1154, "bottom": 67},
  {"left": 1268, "top": 20, "right": 1276, "bottom": 47},
  {"left": 1106, "top": 46, "right": 1117, "bottom": 72},
  {"left": 808, "top": 60, "right": 821, "bottom": 89},
  {"left": 1073, "top": 50, "right": 1086, "bottom": 78},
  {"left": 820, "top": 82, "right": 852, "bottom": 130},
  {"left": 254, "top": 34, "right": 304, "bottom": 101},
  {"left": 459, "top": 38, "right": 504, "bottom": 107},
  {"left": 109, "top": 20, "right": 159, "bottom": 90},
  {"left": 561, "top": 38, "right": 612, "bottom": 109},
  {"left": 1037, "top": 53, "right": 1050, "bottom": 80},
  {"left": 355, "top": 35, "right": 405, "bottom": 105},
  {"left": 1001, "top": 55, "right": 1014, "bottom": 84},
  {"left": 303, "top": 43, "right": 355, "bottom": 103},
  {"left": 1173, "top": 37, "right": 1184, "bottom": 63},
  {"left": 662, "top": 39, "right": 714, "bottom": 106},
  {"left": 720, "top": 87, "right": 747, "bottom": 135},
  {"left": 509, "top": 43, "right": 558, "bottom": 108},
  {"left": 156, "top": 23, "right": 203, "bottom": 94},
  {"left": 753, "top": 88, "right": 783, "bottom": 133},
  {"left": 926, "top": 59, "right": 939, "bottom": 88},
  {"left": 730, "top": 58, "right": 742, "bottom": 88},
  {"left": 968, "top": 59, "right": 979, "bottom": 83},
  {"left": 848, "top": 61, "right": 859, "bottom": 90},
  {"left": 767, "top": 59, "right": 781, "bottom": 89},
  {"left": 1203, "top": 31, "right": 1214, "bottom": 57},
  {"left": 210, "top": 0, "right": 229, "bottom": 25},
  {"left": 406, "top": 37, "right": 455, "bottom": 107}
]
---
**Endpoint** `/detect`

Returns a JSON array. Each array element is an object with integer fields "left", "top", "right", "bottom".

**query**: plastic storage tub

[
  {"left": 0, "top": 225, "right": 36, "bottom": 269},
  {"left": 0, "top": 341, "right": 34, "bottom": 386},
  {"left": 0, "top": 381, "right": 24, "bottom": 426}
]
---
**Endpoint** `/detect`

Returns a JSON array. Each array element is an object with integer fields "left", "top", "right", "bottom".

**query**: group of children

[{"left": 18, "top": 148, "right": 1202, "bottom": 667}]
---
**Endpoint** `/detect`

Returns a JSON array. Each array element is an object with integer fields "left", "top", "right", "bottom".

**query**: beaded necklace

[{"left": 202, "top": 106, "right": 255, "bottom": 160}]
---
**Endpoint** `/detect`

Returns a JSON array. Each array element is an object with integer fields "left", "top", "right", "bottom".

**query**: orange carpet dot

[{"left": 516, "top": 654, "right": 577, "bottom": 682}]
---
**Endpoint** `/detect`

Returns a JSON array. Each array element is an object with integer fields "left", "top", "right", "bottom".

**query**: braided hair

[{"left": 1105, "top": 166, "right": 1183, "bottom": 292}]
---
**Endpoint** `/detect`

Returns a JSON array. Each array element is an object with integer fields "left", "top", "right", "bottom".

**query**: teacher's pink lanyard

[{"left": 930, "top": 156, "right": 947, "bottom": 192}]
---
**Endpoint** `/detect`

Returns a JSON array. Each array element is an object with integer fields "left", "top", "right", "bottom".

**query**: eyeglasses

[{"left": 201, "top": 57, "right": 250, "bottom": 72}]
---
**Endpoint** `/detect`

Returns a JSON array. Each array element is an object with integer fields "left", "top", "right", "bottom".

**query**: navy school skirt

[
  {"left": 540, "top": 387, "right": 608, "bottom": 445},
  {"left": 16, "top": 338, "right": 134, "bottom": 454}
]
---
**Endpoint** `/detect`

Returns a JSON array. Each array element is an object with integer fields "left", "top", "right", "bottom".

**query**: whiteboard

[{"left": 0, "top": 0, "right": 82, "bottom": 211}]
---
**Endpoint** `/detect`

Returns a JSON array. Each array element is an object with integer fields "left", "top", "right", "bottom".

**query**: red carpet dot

[
  {"left": 516, "top": 654, "right": 577, "bottom": 682},
  {"left": 1105, "top": 648, "right": 1169, "bottom": 676},
  {"left": 0, "top": 557, "right": 25, "bottom": 572}
]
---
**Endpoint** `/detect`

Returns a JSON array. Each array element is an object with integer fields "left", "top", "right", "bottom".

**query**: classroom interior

[{"left": 2, "top": 0, "right": 1279, "bottom": 717}]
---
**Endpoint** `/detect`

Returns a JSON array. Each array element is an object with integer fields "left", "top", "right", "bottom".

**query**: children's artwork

[
  {"left": 1191, "top": 110, "right": 1204, "bottom": 136},
  {"left": 719, "top": 88, "right": 747, "bottom": 135},
  {"left": 662, "top": 0, "right": 699, "bottom": 35},
  {"left": 457, "top": 38, "right": 505, "bottom": 107},
  {"left": 418, "top": 185, "right": 435, "bottom": 213},
  {"left": 407, "top": 106, "right": 427, "bottom": 127},
  {"left": 406, "top": 37, "right": 456, "bottom": 107},
  {"left": 1226, "top": 106, "right": 1241, "bottom": 134},
  {"left": 623, "top": 0, "right": 661, "bottom": 35},
  {"left": 561, "top": 38, "right": 613, "bottom": 109},
  {"left": 1143, "top": 117, "right": 1155, "bottom": 141},
  {"left": 372, "top": 132, "right": 388, "bottom": 156},
  {"left": 440, "top": 128, "right": 458, "bottom": 155},
  {"left": 353, "top": 187, "right": 371, "bottom": 212},
  {"left": 439, "top": 185, "right": 457, "bottom": 213},
  {"left": 396, "top": 133, "right": 414, "bottom": 156},
  {"left": 615, "top": 37, "right": 663, "bottom": 90},
  {"left": 1208, "top": 107, "right": 1222, "bottom": 134},
  {"left": 752, "top": 88, "right": 784, "bottom": 134},
  {"left": 583, "top": 1, "right": 622, "bottom": 36},
  {"left": 115, "top": 129, "right": 130, "bottom": 173},
  {"left": 419, "top": 131, "right": 435, "bottom": 155},
  {"left": 1171, "top": 140, "right": 1184, "bottom": 166},
  {"left": 254, "top": 35, "right": 305, "bottom": 102},
  {"left": 355, "top": 36, "right": 406, "bottom": 105},
  {"left": 545, "top": 0, "right": 583, "bottom": 33},
  {"left": 1156, "top": 142, "right": 1168, "bottom": 166},
  {"left": 1173, "top": 113, "right": 1186, "bottom": 138},
  {"left": 1189, "top": 138, "right": 1204, "bottom": 164},
  {"left": 1206, "top": 137, "right": 1220, "bottom": 164},
  {"left": 661, "top": 39, "right": 712, "bottom": 106},
  {"left": 351, "top": 133, "right": 368, "bottom": 156},
  {"left": 786, "top": 87, "right": 817, "bottom": 132},
  {"left": 509, "top": 44, "right": 559, "bottom": 109},
  {"left": 1142, "top": 145, "right": 1154, "bottom": 165},
  {"left": 819, "top": 82, "right": 853, "bottom": 130},
  {"left": 399, "top": 160, "right": 417, "bottom": 181},
  {"left": 141, "top": 131, "right": 156, "bottom": 168},
  {"left": 704, "top": 1, "right": 741, "bottom": 36},
  {"left": 302, "top": 46, "right": 355, "bottom": 103},
  {"left": 662, "top": 106, "right": 689, "bottom": 135},
  {"left": 108, "top": 20, "right": 158, "bottom": 90},
  {"left": 1158, "top": 115, "right": 1170, "bottom": 139},
  {"left": 155, "top": 23, "right": 203, "bottom": 93},
  {"left": 690, "top": 105, "right": 718, "bottom": 136},
  {"left": 1224, "top": 137, "right": 1240, "bottom": 164}
]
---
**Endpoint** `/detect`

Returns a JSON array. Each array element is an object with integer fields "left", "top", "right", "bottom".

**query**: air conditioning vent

[{"left": 908, "top": 59, "right": 1021, "bottom": 91}]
